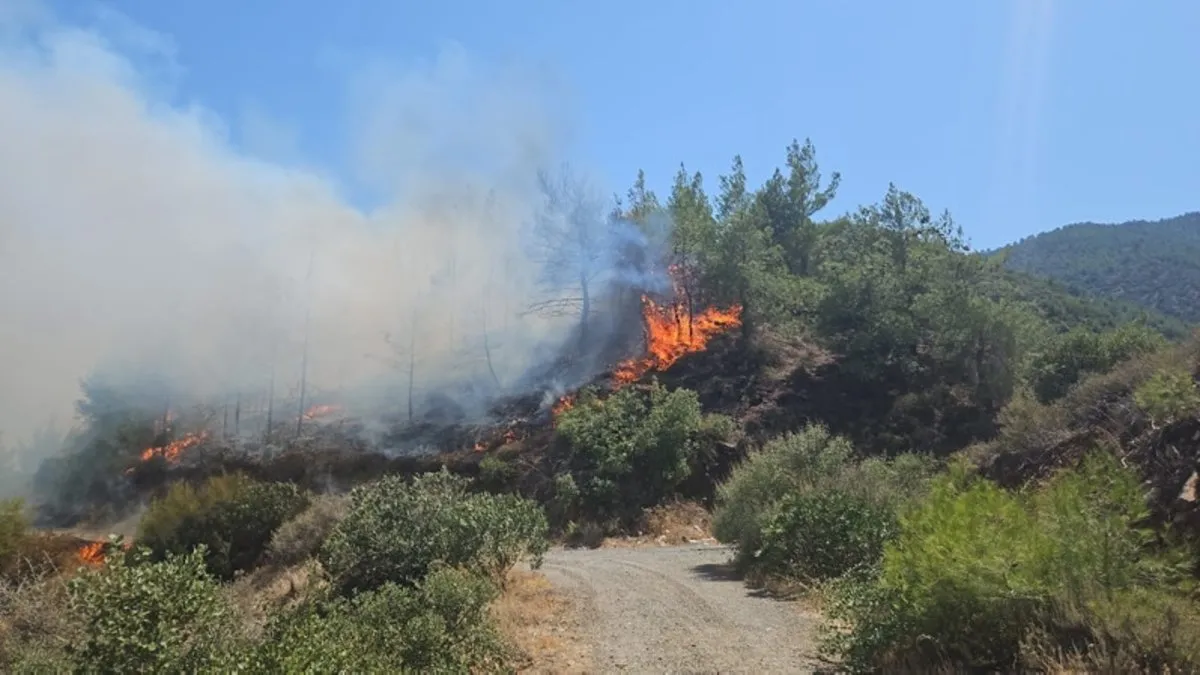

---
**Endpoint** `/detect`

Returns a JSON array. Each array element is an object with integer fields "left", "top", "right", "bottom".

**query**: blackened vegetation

[{"left": 978, "top": 343, "right": 1200, "bottom": 544}]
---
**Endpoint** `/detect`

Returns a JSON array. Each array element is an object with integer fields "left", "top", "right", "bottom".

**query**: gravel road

[{"left": 537, "top": 543, "right": 821, "bottom": 674}]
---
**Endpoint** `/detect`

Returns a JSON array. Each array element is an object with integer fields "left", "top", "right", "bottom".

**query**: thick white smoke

[{"left": 0, "top": 8, "right": 636, "bottom": 479}]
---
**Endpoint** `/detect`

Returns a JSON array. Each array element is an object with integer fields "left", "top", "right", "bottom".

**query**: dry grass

[
  {"left": 491, "top": 569, "right": 591, "bottom": 674},
  {"left": 603, "top": 500, "right": 715, "bottom": 548},
  {"left": 225, "top": 560, "right": 323, "bottom": 640}
]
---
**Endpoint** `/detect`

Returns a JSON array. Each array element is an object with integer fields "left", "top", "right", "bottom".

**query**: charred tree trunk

[
  {"left": 407, "top": 318, "right": 416, "bottom": 424},
  {"left": 296, "top": 251, "right": 315, "bottom": 438},
  {"left": 578, "top": 271, "right": 591, "bottom": 350}
]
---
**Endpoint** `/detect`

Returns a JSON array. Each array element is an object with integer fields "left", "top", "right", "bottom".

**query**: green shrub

[
  {"left": 318, "top": 470, "right": 548, "bottom": 596},
  {"left": 478, "top": 454, "right": 518, "bottom": 492},
  {"left": 1134, "top": 368, "right": 1200, "bottom": 426},
  {"left": 755, "top": 491, "right": 898, "bottom": 582},
  {"left": 1028, "top": 323, "right": 1166, "bottom": 404},
  {"left": 246, "top": 567, "right": 508, "bottom": 672},
  {"left": 713, "top": 425, "right": 855, "bottom": 553},
  {"left": 555, "top": 381, "right": 725, "bottom": 524},
  {"left": 67, "top": 546, "right": 241, "bottom": 673},
  {"left": 137, "top": 474, "right": 310, "bottom": 580},
  {"left": 0, "top": 499, "right": 28, "bottom": 578},
  {"left": 266, "top": 493, "right": 349, "bottom": 567},
  {"left": 821, "top": 451, "right": 1196, "bottom": 672},
  {"left": 713, "top": 424, "right": 933, "bottom": 579}
]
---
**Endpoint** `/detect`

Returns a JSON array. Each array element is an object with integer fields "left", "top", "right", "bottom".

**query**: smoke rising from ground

[{"left": 0, "top": 10, "right": 652, "bottom": 474}]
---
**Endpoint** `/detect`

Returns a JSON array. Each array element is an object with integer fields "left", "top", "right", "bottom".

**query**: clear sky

[{"left": 43, "top": 0, "right": 1200, "bottom": 249}]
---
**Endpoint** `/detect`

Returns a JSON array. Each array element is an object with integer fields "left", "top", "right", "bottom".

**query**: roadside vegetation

[{"left": 4, "top": 138, "right": 1200, "bottom": 672}]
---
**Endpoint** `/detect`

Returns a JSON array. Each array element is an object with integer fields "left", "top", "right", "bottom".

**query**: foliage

[
  {"left": 754, "top": 491, "right": 897, "bottom": 582},
  {"left": 554, "top": 382, "right": 726, "bottom": 525},
  {"left": 67, "top": 546, "right": 240, "bottom": 673},
  {"left": 137, "top": 474, "right": 310, "bottom": 580},
  {"left": 478, "top": 453, "right": 519, "bottom": 492},
  {"left": 1028, "top": 322, "right": 1166, "bottom": 403},
  {"left": 266, "top": 493, "right": 349, "bottom": 567},
  {"left": 245, "top": 567, "right": 509, "bottom": 673},
  {"left": 1001, "top": 211, "right": 1200, "bottom": 322},
  {"left": 1134, "top": 367, "right": 1200, "bottom": 426},
  {"left": 821, "top": 452, "right": 1197, "bottom": 672},
  {"left": 0, "top": 499, "right": 28, "bottom": 578},
  {"left": 319, "top": 470, "right": 548, "bottom": 596},
  {"left": 713, "top": 424, "right": 934, "bottom": 580}
]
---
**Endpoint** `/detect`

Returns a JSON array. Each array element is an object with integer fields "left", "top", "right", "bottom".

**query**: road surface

[{"left": 537, "top": 543, "right": 821, "bottom": 674}]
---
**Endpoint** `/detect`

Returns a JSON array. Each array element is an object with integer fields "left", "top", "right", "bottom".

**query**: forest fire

[
  {"left": 302, "top": 404, "right": 341, "bottom": 421},
  {"left": 77, "top": 541, "right": 105, "bottom": 565},
  {"left": 140, "top": 431, "right": 209, "bottom": 463},
  {"left": 551, "top": 394, "right": 575, "bottom": 418},
  {"left": 612, "top": 297, "right": 742, "bottom": 385}
]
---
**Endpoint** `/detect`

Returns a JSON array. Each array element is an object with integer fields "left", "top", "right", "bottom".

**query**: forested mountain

[{"left": 998, "top": 212, "right": 1200, "bottom": 322}]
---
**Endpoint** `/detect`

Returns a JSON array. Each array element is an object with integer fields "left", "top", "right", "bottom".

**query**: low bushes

[
  {"left": 820, "top": 452, "right": 1199, "bottom": 672},
  {"left": 4, "top": 467, "right": 553, "bottom": 673},
  {"left": 67, "top": 546, "right": 243, "bottom": 673},
  {"left": 712, "top": 424, "right": 933, "bottom": 581},
  {"left": 249, "top": 568, "right": 509, "bottom": 672},
  {"left": 266, "top": 493, "right": 349, "bottom": 567},
  {"left": 553, "top": 381, "right": 733, "bottom": 528},
  {"left": 137, "top": 473, "right": 310, "bottom": 580},
  {"left": 0, "top": 499, "right": 28, "bottom": 579},
  {"left": 318, "top": 470, "right": 548, "bottom": 595}
]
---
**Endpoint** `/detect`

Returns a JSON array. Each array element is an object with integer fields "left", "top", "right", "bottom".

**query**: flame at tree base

[
  {"left": 612, "top": 297, "right": 742, "bottom": 385},
  {"left": 140, "top": 431, "right": 210, "bottom": 463}
]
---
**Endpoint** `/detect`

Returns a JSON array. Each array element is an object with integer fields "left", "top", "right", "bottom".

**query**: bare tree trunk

[
  {"left": 296, "top": 251, "right": 315, "bottom": 438},
  {"left": 578, "top": 271, "right": 591, "bottom": 349},
  {"left": 407, "top": 311, "right": 417, "bottom": 424},
  {"left": 482, "top": 265, "right": 501, "bottom": 389}
]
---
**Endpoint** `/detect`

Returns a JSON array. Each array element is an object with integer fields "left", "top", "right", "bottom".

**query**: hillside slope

[{"left": 999, "top": 212, "right": 1200, "bottom": 322}]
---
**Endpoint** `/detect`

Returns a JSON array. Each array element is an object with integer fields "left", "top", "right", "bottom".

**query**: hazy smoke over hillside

[{"left": 0, "top": 8, "right": 657, "bottom": 473}]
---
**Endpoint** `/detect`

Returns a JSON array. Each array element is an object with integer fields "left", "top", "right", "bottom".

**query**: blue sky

[{"left": 48, "top": 0, "right": 1200, "bottom": 249}]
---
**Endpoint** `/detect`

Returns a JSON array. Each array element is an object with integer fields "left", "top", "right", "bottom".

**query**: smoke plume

[{"left": 0, "top": 8, "right": 659, "bottom": 483}]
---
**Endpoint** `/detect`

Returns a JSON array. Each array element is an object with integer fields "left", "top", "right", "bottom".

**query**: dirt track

[{"left": 537, "top": 543, "right": 821, "bottom": 674}]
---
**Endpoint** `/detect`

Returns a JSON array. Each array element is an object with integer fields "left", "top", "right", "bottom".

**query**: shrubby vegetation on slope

[
  {"left": 8, "top": 135, "right": 1199, "bottom": 673},
  {"left": 0, "top": 471, "right": 550, "bottom": 672},
  {"left": 138, "top": 473, "right": 310, "bottom": 580},
  {"left": 550, "top": 381, "right": 734, "bottom": 532},
  {"left": 821, "top": 453, "right": 1199, "bottom": 672},
  {"left": 319, "top": 470, "right": 548, "bottom": 595}
]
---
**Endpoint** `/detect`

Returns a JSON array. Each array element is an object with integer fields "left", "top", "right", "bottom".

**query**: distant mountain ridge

[{"left": 996, "top": 212, "right": 1200, "bottom": 323}]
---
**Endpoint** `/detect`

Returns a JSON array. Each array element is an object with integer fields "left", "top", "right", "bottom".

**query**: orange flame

[
  {"left": 551, "top": 395, "right": 575, "bottom": 418},
  {"left": 302, "top": 404, "right": 341, "bottom": 421},
  {"left": 612, "top": 297, "right": 742, "bottom": 384},
  {"left": 140, "top": 431, "right": 209, "bottom": 463},
  {"left": 78, "top": 541, "right": 105, "bottom": 565}
]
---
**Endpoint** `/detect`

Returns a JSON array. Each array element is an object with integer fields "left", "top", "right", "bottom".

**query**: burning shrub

[
  {"left": 553, "top": 381, "right": 727, "bottom": 527},
  {"left": 137, "top": 474, "right": 310, "bottom": 580},
  {"left": 319, "top": 470, "right": 548, "bottom": 596},
  {"left": 266, "top": 493, "right": 350, "bottom": 567},
  {"left": 67, "top": 546, "right": 242, "bottom": 673},
  {"left": 247, "top": 568, "right": 507, "bottom": 672}
]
